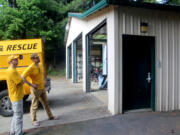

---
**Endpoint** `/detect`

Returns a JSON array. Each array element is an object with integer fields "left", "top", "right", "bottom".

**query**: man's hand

[
  {"left": 21, "top": 76, "right": 37, "bottom": 89},
  {"left": 31, "top": 84, "right": 37, "bottom": 89}
]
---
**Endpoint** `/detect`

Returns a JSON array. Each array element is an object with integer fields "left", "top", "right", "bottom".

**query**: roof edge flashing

[
  {"left": 68, "top": 0, "right": 108, "bottom": 19},
  {"left": 107, "top": 0, "right": 180, "bottom": 12}
]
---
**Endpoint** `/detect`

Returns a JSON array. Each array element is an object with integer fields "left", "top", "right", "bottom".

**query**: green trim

[
  {"left": 68, "top": 0, "right": 180, "bottom": 20},
  {"left": 68, "top": 0, "right": 108, "bottom": 19},
  {"left": 151, "top": 41, "right": 155, "bottom": 111},
  {"left": 67, "top": 46, "right": 70, "bottom": 78},
  {"left": 72, "top": 33, "right": 82, "bottom": 83},
  {"left": 107, "top": 0, "right": 180, "bottom": 12},
  {"left": 73, "top": 41, "right": 77, "bottom": 83},
  {"left": 67, "top": 45, "right": 71, "bottom": 79},
  {"left": 85, "top": 35, "right": 90, "bottom": 92}
]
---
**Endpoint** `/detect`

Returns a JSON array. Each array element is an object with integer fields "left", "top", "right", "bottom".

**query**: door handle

[{"left": 146, "top": 72, "right": 151, "bottom": 83}]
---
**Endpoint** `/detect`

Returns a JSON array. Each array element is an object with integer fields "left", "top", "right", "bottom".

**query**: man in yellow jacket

[
  {"left": 22, "top": 53, "right": 58, "bottom": 126},
  {"left": 6, "top": 55, "right": 24, "bottom": 135}
]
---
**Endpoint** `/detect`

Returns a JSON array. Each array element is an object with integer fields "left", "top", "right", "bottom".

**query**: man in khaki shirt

[{"left": 22, "top": 53, "right": 58, "bottom": 126}]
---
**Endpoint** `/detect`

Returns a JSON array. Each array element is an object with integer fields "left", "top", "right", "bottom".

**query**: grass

[{"left": 47, "top": 68, "right": 65, "bottom": 77}]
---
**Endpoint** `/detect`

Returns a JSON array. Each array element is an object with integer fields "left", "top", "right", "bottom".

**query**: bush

[{"left": 48, "top": 67, "right": 65, "bottom": 77}]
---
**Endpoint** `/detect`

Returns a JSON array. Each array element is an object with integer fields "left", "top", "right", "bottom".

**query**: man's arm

[
  {"left": 43, "top": 73, "right": 47, "bottom": 85},
  {"left": 40, "top": 63, "right": 46, "bottom": 85},
  {"left": 21, "top": 76, "right": 37, "bottom": 89},
  {"left": 21, "top": 64, "right": 37, "bottom": 88}
]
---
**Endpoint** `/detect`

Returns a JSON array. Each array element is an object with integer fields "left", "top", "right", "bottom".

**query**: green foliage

[
  {"left": 144, "top": 0, "right": 156, "bottom": 2},
  {"left": 0, "top": 0, "right": 48, "bottom": 39},
  {"left": 167, "top": 0, "right": 180, "bottom": 5},
  {"left": 0, "top": 0, "right": 88, "bottom": 64},
  {"left": 1, "top": 0, "right": 179, "bottom": 65},
  {"left": 48, "top": 67, "right": 65, "bottom": 77}
]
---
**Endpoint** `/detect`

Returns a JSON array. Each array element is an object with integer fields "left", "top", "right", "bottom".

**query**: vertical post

[
  {"left": 83, "top": 34, "right": 88, "bottom": 92},
  {"left": 85, "top": 35, "right": 91, "bottom": 92},
  {"left": 73, "top": 41, "right": 77, "bottom": 83},
  {"left": 151, "top": 40, "right": 155, "bottom": 111},
  {"left": 67, "top": 46, "right": 70, "bottom": 79},
  {"left": 107, "top": 7, "right": 120, "bottom": 115}
]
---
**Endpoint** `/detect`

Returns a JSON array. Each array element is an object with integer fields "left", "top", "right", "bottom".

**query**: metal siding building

[
  {"left": 117, "top": 7, "right": 180, "bottom": 112},
  {"left": 65, "top": 0, "right": 180, "bottom": 114}
]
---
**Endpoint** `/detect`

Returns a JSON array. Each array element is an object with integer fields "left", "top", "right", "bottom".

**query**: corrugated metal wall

[{"left": 118, "top": 7, "right": 180, "bottom": 111}]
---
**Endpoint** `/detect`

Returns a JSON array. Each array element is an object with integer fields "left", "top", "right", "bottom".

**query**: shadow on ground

[{"left": 2, "top": 111, "right": 180, "bottom": 135}]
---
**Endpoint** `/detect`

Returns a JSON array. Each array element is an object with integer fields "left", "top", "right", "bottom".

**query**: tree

[
  {"left": 0, "top": 0, "right": 180, "bottom": 65},
  {"left": 0, "top": 0, "right": 89, "bottom": 65},
  {"left": 166, "top": 0, "right": 180, "bottom": 4}
]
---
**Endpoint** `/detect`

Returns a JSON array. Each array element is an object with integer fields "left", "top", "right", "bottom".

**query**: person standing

[
  {"left": 6, "top": 55, "right": 24, "bottom": 135},
  {"left": 22, "top": 53, "right": 58, "bottom": 126}
]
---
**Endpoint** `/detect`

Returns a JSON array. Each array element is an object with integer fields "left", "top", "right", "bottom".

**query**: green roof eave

[
  {"left": 68, "top": 0, "right": 108, "bottom": 19},
  {"left": 68, "top": 0, "right": 180, "bottom": 20},
  {"left": 107, "top": 0, "right": 180, "bottom": 12}
]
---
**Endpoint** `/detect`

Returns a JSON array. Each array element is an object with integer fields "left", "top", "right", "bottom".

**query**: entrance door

[{"left": 123, "top": 35, "right": 155, "bottom": 111}]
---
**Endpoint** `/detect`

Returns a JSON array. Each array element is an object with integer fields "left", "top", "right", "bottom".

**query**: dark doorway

[
  {"left": 86, "top": 20, "right": 107, "bottom": 92},
  {"left": 123, "top": 35, "right": 155, "bottom": 111},
  {"left": 68, "top": 45, "right": 72, "bottom": 79}
]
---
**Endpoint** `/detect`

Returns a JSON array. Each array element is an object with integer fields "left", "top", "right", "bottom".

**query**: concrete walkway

[
  {"left": 17, "top": 111, "right": 180, "bottom": 135},
  {"left": 2, "top": 111, "right": 180, "bottom": 135},
  {"left": 2, "top": 77, "right": 180, "bottom": 135},
  {"left": 0, "top": 77, "right": 110, "bottom": 134}
]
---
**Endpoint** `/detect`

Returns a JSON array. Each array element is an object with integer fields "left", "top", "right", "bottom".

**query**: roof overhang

[
  {"left": 107, "top": 0, "right": 180, "bottom": 12},
  {"left": 68, "top": 0, "right": 180, "bottom": 19},
  {"left": 68, "top": 0, "right": 108, "bottom": 19}
]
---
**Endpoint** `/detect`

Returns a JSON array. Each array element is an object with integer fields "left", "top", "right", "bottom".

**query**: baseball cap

[
  {"left": 8, "top": 55, "right": 19, "bottom": 63},
  {"left": 30, "top": 53, "right": 39, "bottom": 59}
]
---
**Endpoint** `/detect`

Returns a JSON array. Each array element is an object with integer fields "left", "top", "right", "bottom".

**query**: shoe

[
  {"left": 32, "top": 121, "right": 40, "bottom": 126},
  {"left": 9, "top": 132, "right": 25, "bottom": 135},
  {"left": 49, "top": 116, "right": 59, "bottom": 120},
  {"left": 22, "top": 131, "right": 27, "bottom": 135},
  {"left": 9, "top": 132, "right": 26, "bottom": 135}
]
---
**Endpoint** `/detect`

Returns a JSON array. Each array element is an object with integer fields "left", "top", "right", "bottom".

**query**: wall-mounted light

[{"left": 140, "top": 22, "right": 148, "bottom": 33}]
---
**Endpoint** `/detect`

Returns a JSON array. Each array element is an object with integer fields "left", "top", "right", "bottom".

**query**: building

[{"left": 65, "top": 0, "right": 180, "bottom": 115}]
